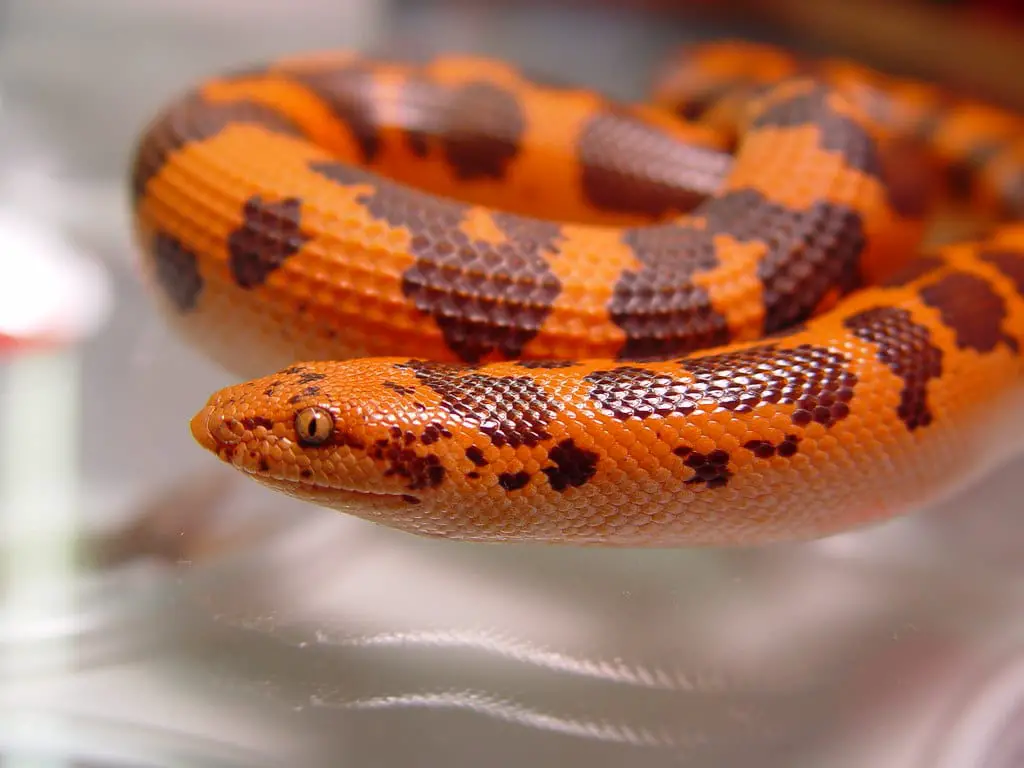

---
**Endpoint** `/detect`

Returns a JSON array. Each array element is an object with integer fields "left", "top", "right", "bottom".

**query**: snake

[{"left": 130, "top": 41, "right": 1024, "bottom": 546}]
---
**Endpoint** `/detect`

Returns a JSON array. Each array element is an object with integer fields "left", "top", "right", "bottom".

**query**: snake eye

[{"left": 294, "top": 407, "right": 334, "bottom": 446}]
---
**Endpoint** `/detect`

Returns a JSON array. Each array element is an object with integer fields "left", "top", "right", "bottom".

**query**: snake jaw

[{"left": 236, "top": 472, "right": 414, "bottom": 518}]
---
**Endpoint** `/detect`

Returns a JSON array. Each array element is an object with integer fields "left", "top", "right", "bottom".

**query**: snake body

[{"left": 131, "top": 42, "right": 1024, "bottom": 546}]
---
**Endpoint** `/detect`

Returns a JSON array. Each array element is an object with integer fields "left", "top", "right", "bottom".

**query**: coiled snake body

[{"left": 131, "top": 42, "right": 1024, "bottom": 546}]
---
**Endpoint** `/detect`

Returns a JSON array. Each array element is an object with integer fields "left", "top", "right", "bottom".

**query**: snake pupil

[{"left": 294, "top": 407, "right": 334, "bottom": 446}]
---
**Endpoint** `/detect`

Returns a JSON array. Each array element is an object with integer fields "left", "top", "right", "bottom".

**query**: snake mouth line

[
  {"left": 278, "top": 477, "right": 397, "bottom": 498},
  {"left": 248, "top": 472, "right": 416, "bottom": 508}
]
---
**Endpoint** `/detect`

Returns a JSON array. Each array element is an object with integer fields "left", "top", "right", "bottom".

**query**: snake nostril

[{"left": 190, "top": 406, "right": 243, "bottom": 450}]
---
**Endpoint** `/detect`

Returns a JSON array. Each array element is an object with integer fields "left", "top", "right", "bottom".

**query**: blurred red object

[{"left": 0, "top": 210, "right": 112, "bottom": 357}]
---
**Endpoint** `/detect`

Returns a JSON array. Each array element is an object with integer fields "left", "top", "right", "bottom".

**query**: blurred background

[{"left": 0, "top": 0, "right": 1023, "bottom": 765}]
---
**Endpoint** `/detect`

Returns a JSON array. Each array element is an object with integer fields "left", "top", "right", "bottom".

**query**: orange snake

[{"left": 130, "top": 41, "right": 1024, "bottom": 546}]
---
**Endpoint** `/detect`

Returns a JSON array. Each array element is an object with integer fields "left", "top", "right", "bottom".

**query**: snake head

[
  {"left": 189, "top": 357, "right": 698, "bottom": 544},
  {"left": 189, "top": 358, "right": 512, "bottom": 537}
]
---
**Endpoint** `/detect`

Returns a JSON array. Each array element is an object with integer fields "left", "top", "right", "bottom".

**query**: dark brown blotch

[
  {"left": 980, "top": 248, "right": 1024, "bottom": 298},
  {"left": 750, "top": 86, "right": 884, "bottom": 182},
  {"left": 498, "top": 471, "right": 531, "bottom": 491},
  {"left": 227, "top": 196, "right": 313, "bottom": 289},
  {"left": 368, "top": 431, "right": 446, "bottom": 492},
  {"left": 288, "top": 385, "right": 322, "bottom": 404},
  {"left": 404, "top": 129, "right": 430, "bottom": 158},
  {"left": 309, "top": 161, "right": 563, "bottom": 363},
  {"left": 673, "top": 445, "right": 732, "bottom": 489},
  {"left": 151, "top": 233, "right": 204, "bottom": 312},
  {"left": 438, "top": 81, "right": 525, "bottom": 181},
  {"left": 420, "top": 423, "right": 449, "bottom": 446},
  {"left": 876, "top": 137, "right": 938, "bottom": 219},
  {"left": 383, "top": 380, "right": 417, "bottom": 396},
  {"left": 611, "top": 222, "right": 726, "bottom": 360},
  {"left": 576, "top": 105, "right": 727, "bottom": 218},
  {"left": 611, "top": 189, "right": 866, "bottom": 359},
  {"left": 586, "top": 366, "right": 698, "bottom": 420},
  {"left": 752, "top": 198, "right": 867, "bottom": 337},
  {"left": 131, "top": 92, "right": 304, "bottom": 203},
  {"left": 290, "top": 60, "right": 526, "bottom": 176},
  {"left": 919, "top": 271, "right": 1019, "bottom": 354},
  {"left": 285, "top": 62, "right": 383, "bottom": 162},
  {"left": 743, "top": 434, "right": 800, "bottom": 459},
  {"left": 586, "top": 344, "right": 856, "bottom": 429},
  {"left": 946, "top": 140, "right": 1004, "bottom": 201},
  {"left": 843, "top": 306, "right": 943, "bottom": 431},
  {"left": 465, "top": 446, "right": 488, "bottom": 466},
  {"left": 398, "top": 360, "right": 559, "bottom": 449},
  {"left": 542, "top": 439, "right": 599, "bottom": 492}
]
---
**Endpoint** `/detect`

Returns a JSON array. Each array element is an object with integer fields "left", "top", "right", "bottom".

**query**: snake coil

[{"left": 131, "top": 42, "right": 1024, "bottom": 546}]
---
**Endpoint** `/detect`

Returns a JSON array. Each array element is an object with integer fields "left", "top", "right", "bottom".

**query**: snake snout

[{"left": 190, "top": 405, "right": 219, "bottom": 452}]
